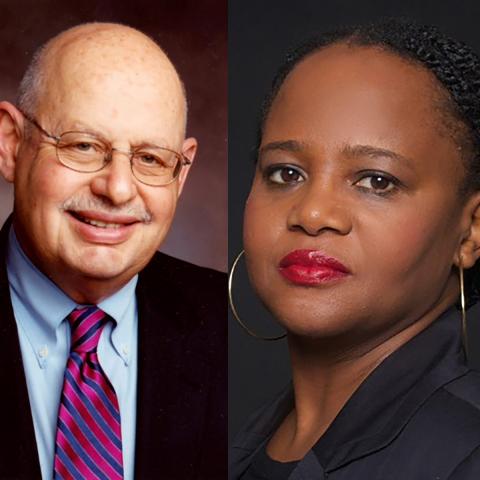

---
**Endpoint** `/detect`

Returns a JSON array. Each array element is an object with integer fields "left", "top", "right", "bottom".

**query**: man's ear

[
  {"left": 455, "top": 191, "right": 480, "bottom": 268},
  {"left": 177, "top": 136, "right": 197, "bottom": 197},
  {"left": 0, "top": 102, "right": 24, "bottom": 183}
]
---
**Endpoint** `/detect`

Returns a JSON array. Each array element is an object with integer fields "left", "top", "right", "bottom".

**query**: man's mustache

[{"left": 60, "top": 196, "right": 153, "bottom": 223}]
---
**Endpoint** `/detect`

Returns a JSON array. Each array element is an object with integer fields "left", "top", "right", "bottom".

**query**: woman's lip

[
  {"left": 67, "top": 211, "right": 139, "bottom": 244},
  {"left": 278, "top": 249, "right": 350, "bottom": 286}
]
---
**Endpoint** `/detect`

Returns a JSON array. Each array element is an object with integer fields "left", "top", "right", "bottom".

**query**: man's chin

[
  {"left": 55, "top": 256, "right": 140, "bottom": 304},
  {"left": 64, "top": 246, "right": 144, "bottom": 281}
]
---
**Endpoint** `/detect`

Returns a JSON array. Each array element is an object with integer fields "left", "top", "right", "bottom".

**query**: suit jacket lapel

[
  {"left": 133, "top": 254, "right": 214, "bottom": 479},
  {"left": 0, "top": 217, "right": 41, "bottom": 478}
]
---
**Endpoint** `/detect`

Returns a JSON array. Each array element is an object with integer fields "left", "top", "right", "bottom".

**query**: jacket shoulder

[
  {"left": 140, "top": 251, "right": 226, "bottom": 293},
  {"left": 136, "top": 251, "right": 226, "bottom": 338},
  {"left": 389, "top": 371, "right": 480, "bottom": 478},
  {"left": 403, "top": 371, "right": 480, "bottom": 451},
  {"left": 443, "top": 370, "right": 480, "bottom": 420}
]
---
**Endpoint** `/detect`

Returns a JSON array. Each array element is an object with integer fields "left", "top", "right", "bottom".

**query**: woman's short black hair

[
  {"left": 259, "top": 18, "right": 480, "bottom": 303},
  {"left": 261, "top": 17, "right": 480, "bottom": 195}
]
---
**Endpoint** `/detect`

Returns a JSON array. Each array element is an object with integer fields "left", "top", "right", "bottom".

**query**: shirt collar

[
  {"left": 7, "top": 226, "right": 75, "bottom": 361},
  {"left": 6, "top": 225, "right": 138, "bottom": 366},
  {"left": 98, "top": 274, "right": 138, "bottom": 365}
]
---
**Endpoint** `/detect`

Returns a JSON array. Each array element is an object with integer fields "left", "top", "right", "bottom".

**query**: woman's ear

[
  {"left": 456, "top": 192, "right": 480, "bottom": 268},
  {"left": 0, "top": 102, "right": 24, "bottom": 183}
]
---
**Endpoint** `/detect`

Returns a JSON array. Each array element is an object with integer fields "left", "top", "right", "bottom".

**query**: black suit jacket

[{"left": 0, "top": 219, "right": 227, "bottom": 479}]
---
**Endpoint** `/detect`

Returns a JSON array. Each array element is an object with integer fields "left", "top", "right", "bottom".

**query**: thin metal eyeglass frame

[{"left": 19, "top": 110, "right": 191, "bottom": 186}]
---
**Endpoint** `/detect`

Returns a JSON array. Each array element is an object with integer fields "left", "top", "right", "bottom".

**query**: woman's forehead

[
  {"left": 265, "top": 45, "right": 453, "bottom": 145},
  {"left": 273, "top": 44, "right": 441, "bottom": 113},
  {"left": 261, "top": 44, "right": 465, "bottom": 187}
]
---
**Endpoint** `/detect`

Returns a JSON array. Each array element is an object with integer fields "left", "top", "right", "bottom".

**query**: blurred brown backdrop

[{"left": 0, "top": 0, "right": 227, "bottom": 271}]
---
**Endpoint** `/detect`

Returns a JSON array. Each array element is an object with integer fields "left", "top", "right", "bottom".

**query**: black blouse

[
  {"left": 242, "top": 445, "right": 299, "bottom": 479},
  {"left": 230, "top": 305, "right": 480, "bottom": 479}
]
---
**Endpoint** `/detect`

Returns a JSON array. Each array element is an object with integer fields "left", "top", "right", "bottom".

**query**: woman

[{"left": 230, "top": 19, "right": 480, "bottom": 479}]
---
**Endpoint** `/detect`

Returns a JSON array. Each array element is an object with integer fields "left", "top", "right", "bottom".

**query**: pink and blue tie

[{"left": 54, "top": 306, "right": 124, "bottom": 479}]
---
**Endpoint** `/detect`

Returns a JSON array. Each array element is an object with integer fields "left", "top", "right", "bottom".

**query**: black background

[{"left": 229, "top": 0, "right": 480, "bottom": 441}]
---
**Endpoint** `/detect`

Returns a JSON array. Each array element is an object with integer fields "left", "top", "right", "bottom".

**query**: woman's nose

[{"left": 287, "top": 181, "right": 352, "bottom": 236}]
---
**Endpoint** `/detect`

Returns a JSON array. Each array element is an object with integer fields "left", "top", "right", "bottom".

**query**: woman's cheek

[
  {"left": 244, "top": 194, "right": 274, "bottom": 252},
  {"left": 366, "top": 206, "right": 449, "bottom": 282},
  {"left": 244, "top": 196, "right": 279, "bottom": 287}
]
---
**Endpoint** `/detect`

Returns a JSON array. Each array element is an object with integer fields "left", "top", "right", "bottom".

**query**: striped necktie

[{"left": 54, "top": 306, "right": 124, "bottom": 479}]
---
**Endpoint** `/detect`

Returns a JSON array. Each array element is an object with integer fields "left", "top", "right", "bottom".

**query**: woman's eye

[
  {"left": 267, "top": 166, "right": 305, "bottom": 185},
  {"left": 355, "top": 174, "right": 397, "bottom": 194}
]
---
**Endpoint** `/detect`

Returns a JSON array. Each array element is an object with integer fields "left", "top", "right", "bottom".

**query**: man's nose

[
  {"left": 90, "top": 150, "right": 138, "bottom": 205},
  {"left": 287, "top": 181, "right": 352, "bottom": 236}
]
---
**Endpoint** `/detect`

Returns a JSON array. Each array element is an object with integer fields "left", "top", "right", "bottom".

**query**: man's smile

[
  {"left": 66, "top": 209, "right": 141, "bottom": 244},
  {"left": 67, "top": 209, "right": 142, "bottom": 230}
]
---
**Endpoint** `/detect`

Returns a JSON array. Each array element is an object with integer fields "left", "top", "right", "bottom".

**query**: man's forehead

[
  {"left": 32, "top": 23, "right": 187, "bottom": 140},
  {"left": 45, "top": 23, "right": 168, "bottom": 62},
  {"left": 44, "top": 24, "right": 180, "bottom": 89}
]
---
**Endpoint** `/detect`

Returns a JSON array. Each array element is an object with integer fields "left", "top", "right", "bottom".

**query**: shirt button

[
  {"left": 38, "top": 345, "right": 49, "bottom": 358},
  {"left": 122, "top": 344, "right": 129, "bottom": 356}
]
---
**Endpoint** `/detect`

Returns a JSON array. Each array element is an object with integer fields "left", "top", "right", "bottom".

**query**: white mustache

[{"left": 61, "top": 197, "right": 153, "bottom": 223}]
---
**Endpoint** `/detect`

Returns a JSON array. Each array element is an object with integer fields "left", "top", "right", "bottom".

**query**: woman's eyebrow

[
  {"left": 259, "top": 140, "right": 306, "bottom": 155},
  {"left": 343, "top": 144, "right": 414, "bottom": 169},
  {"left": 258, "top": 141, "right": 415, "bottom": 170}
]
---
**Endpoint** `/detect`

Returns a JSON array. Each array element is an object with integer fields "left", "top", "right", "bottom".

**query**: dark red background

[{"left": 0, "top": 0, "right": 227, "bottom": 271}]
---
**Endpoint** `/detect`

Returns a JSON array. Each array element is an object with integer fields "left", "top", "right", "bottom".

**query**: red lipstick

[{"left": 278, "top": 249, "right": 350, "bottom": 286}]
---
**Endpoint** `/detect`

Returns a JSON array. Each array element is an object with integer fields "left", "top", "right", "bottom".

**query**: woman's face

[{"left": 244, "top": 44, "right": 469, "bottom": 343}]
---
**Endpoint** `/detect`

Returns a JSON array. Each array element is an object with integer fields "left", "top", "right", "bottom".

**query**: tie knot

[{"left": 68, "top": 306, "right": 108, "bottom": 353}]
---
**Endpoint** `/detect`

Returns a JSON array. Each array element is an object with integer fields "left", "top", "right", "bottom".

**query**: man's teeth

[{"left": 81, "top": 216, "right": 122, "bottom": 228}]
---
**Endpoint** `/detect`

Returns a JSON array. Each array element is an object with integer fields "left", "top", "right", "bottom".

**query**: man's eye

[
  {"left": 266, "top": 165, "right": 305, "bottom": 185},
  {"left": 135, "top": 152, "right": 169, "bottom": 168},
  {"left": 354, "top": 174, "right": 397, "bottom": 194},
  {"left": 74, "top": 142, "right": 95, "bottom": 152},
  {"left": 63, "top": 142, "right": 100, "bottom": 154},
  {"left": 139, "top": 154, "right": 160, "bottom": 165}
]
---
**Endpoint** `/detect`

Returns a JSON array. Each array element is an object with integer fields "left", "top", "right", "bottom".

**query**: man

[{"left": 0, "top": 23, "right": 226, "bottom": 479}]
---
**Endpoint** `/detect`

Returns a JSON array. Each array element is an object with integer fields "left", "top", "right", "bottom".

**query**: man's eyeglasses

[{"left": 20, "top": 111, "right": 191, "bottom": 187}]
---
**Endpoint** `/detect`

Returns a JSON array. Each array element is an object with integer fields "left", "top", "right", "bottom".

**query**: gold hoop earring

[
  {"left": 459, "top": 255, "right": 468, "bottom": 355},
  {"left": 228, "top": 250, "right": 286, "bottom": 341}
]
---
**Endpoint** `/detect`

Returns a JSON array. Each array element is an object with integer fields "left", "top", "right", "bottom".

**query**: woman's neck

[{"left": 267, "top": 274, "right": 460, "bottom": 462}]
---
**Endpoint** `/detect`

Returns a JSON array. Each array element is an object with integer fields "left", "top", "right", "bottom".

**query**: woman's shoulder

[
  {"left": 443, "top": 369, "right": 480, "bottom": 414},
  {"left": 430, "top": 369, "right": 480, "bottom": 436},
  {"left": 229, "top": 371, "right": 480, "bottom": 479},
  {"left": 229, "top": 385, "right": 293, "bottom": 479},
  {"left": 392, "top": 369, "right": 480, "bottom": 478},
  {"left": 425, "top": 369, "right": 480, "bottom": 438}
]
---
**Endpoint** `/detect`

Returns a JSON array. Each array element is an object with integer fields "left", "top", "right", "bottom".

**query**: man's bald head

[{"left": 17, "top": 22, "right": 187, "bottom": 139}]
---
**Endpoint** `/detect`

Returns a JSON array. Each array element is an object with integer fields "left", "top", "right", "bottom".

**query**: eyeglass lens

[{"left": 56, "top": 132, "right": 182, "bottom": 186}]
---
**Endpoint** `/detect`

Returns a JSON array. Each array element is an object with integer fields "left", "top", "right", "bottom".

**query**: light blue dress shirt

[{"left": 6, "top": 227, "right": 138, "bottom": 480}]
